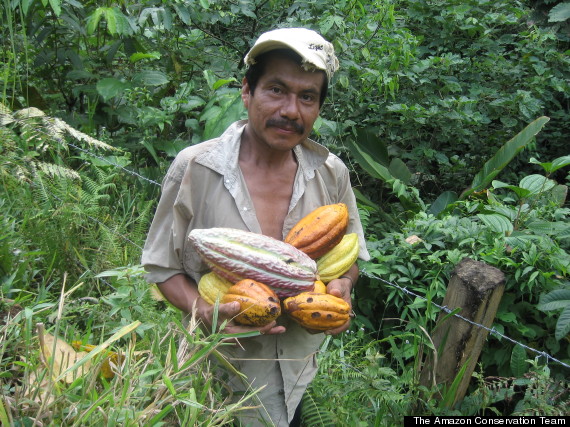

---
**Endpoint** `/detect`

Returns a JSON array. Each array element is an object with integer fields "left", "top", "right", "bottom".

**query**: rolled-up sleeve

[{"left": 141, "top": 159, "right": 193, "bottom": 284}]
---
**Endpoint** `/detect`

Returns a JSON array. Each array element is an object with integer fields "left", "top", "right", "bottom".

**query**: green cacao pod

[
  {"left": 316, "top": 233, "right": 359, "bottom": 283},
  {"left": 198, "top": 271, "right": 234, "bottom": 305}
]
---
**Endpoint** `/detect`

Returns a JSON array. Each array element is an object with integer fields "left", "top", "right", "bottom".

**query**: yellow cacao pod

[
  {"left": 222, "top": 279, "right": 281, "bottom": 326},
  {"left": 316, "top": 233, "right": 359, "bottom": 283},
  {"left": 313, "top": 280, "right": 327, "bottom": 293},
  {"left": 284, "top": 204, "right": 349, "bottom": 259},
  {"left": 71, "top": 342, "right": 123, "bottom": 379},
  {"left": 198, "top": 271, "right": 234, "bottom": 305},
  {"left": 283, "top": 292, "right": 350, "bottom": 331}
]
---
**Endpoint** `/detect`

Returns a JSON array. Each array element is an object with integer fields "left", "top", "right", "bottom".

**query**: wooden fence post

[{"left": 419, "top": 257, "right": 505, "bottom": 407}]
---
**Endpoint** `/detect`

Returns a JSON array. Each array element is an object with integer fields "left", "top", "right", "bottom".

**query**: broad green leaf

[
  {"left": 477, "top": 214, "right": 513, "bottom": 234},
  {"left": 505, "top": 232, "right": 541, "bottom": 249},
  {"left": 129, "top": 52, "right": 161, "bottom": 63},
  {"left": 48, "top": 0, "right": 61, "bottom": 16},
  {"left": 202, "top": 91, "right": 245, "bottom": 140},
  {"left": 67, "top": 70, "right": 96, "bottom": 80},
  {"left": 537, "top": 289, "right": 570, "bottom": 312},
  {"left": 555, "top": 305, "right": 570, "bottom": 341},
  {"left": 492, "top": 180, "right": 531, "bottom": 199},
  {"left": 353, "top": 127, "right": 390, "bottom": 167},
  {"left": 86, "top": 8, "right": 105, "bottom": 35},
  {"left": 428, "top": 191, "right": 458, "bottom": 216},
  {"left": 173, "top": 4, "right": 191, "bottom": 25},
  {"left": 181, "top": 96, "right": 206, "bottom": 112},
  {"left": 529, "top": 155, "right": 570, "bottom": 174},
  {"left": 103, "top": 7, "right": 131, "bottom": 36},
  {"left": 96, "top": 78, "right": 130, "bottom": 101},
  {"left": 389, "top": 158, "right": 412, "bottom": 184},
  {"left": 352, "top": 187, "right": 380, "bottom": 210},
  {"left": 20, "top": 0, "right": 32, "bottom": 15},
  {"left": 462, "top": 116, "right": 550, "bottom": 199},
  {"left": 133, "top": 70, "right": 169, "bottom": 86},
  {"left": 519, "top": 174, "right": 556, "bottom": 195},
  {"left": 212, "top": 78, "right": 237, "bottom": 90},
  {"left": 548, "top": 2, "right": 570, "bottom": 22},
  {"left": 525, "top": 220, "right": 570, "bottom": 236},
  {"left": 203, "top": 70, "right": 217, "bottom": 90},
  {"left": 510, "top": 344, "right": 528, "bottom": 377},
  {"left": 346, "top": 138, "right": 393, "bottom": 182},
  {"left": 549, "top": 184, "right": 568, "bottom": 207}
]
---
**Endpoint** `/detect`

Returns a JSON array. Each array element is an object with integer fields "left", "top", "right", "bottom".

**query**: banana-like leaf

[{"left": 461, "top": 116, "right": 550, "bottom": 199}]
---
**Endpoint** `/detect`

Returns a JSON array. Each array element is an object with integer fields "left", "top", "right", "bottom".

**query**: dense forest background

[{"left": 1, "top": 0, "right": 570, "bottom": 424}]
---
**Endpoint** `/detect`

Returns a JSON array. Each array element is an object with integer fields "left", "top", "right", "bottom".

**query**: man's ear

[{"left": 241, "top": 77, "right": 250, "bottom": 108}]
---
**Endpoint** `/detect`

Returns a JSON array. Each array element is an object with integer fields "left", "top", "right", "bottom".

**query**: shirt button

[
  {"left": 278, "top": 388, "right": 284, "bottom": 395},
  {"left": 243, "top": 207, "right": 248, "bottom": 211}
]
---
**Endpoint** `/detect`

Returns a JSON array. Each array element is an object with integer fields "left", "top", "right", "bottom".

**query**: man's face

[{"left": 241, "top": 54, "right": 325, "bottom": 152}]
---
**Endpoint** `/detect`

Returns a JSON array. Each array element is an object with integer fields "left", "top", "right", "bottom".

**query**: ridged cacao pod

[
  {"left": 188, "top": 228, "right": 317, "bottom": 298},
  {"left": 283, "top": 292, "right": 350, "bottom": 331},
  {"left": 284, "top": 204, "right": 349, "bottom": 259},
  {"left": 198, "top": 271, "right": 234, "bottom": 305},
  {"left": 222, "top": 279, "right": 281, "bottom": 326},
  {"left": 316, "top": 233, "right": 359, "bottom": 283}
]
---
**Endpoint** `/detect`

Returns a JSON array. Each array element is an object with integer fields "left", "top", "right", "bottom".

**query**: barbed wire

[
  {"left": 7, "top": 132, "right": 570, "bottom": 371},
  {"left": 360, "top": 269, "right": 570, "bottom": 370},
  {"left": 66, "top": 141, "right": 163, "bottom": 187}
]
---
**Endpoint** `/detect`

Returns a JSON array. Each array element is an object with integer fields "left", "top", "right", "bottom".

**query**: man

[{"left": 141, "top": 27, "right": 370, "bottom": 426}]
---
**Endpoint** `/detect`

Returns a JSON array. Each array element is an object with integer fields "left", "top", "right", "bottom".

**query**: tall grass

[{"left": 0, "top": 270, "right": 263, "bottom": 426}]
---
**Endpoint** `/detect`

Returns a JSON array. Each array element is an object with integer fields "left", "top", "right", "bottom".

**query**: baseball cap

[{"left": 244, "top": 28, "right": 340, "bottom": 81}]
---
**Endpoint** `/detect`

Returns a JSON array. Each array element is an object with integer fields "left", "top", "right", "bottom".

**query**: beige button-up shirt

[{"left": 141, "top": 120, "right": 370, "bottom": 426}]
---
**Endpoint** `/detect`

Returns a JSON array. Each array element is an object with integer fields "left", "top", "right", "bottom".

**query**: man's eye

[{"left": 271, "top": 87, "right": 282, "bottom": 94}]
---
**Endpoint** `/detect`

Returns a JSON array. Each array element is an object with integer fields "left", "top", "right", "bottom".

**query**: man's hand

[
  {"left": 194, "top": 297, "right": 286, "bottom": 336},
  {"left": 158, "top": 274, "right": 285, "bottom": 337}
]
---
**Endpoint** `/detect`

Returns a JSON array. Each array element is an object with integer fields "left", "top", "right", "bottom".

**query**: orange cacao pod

[
  {"left": 283, "top": 292, "right": 350, "bottom": 331},
  {"left": 284, "top": 204, "right": 349, "bottom": 259},
  {"left": 222, "top": 279, "right": 281, "bottom": 326}
]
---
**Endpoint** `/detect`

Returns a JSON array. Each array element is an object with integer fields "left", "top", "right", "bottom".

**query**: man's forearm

[{"left": 157, "top": 273, "right": 200, "bottom": 314}]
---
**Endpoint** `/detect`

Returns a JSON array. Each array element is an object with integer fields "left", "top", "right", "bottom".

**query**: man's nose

[{"left": 280, "top": 94, "right": 300, "bottom": 120}]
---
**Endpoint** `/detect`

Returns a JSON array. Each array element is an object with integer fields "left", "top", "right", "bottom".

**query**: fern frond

[
  {"left": 48, "top": 116, "right": 118, "bottom": 151},
  {"left": 301, "top": 389, "right": 336, "bottom": 427},
  {"left": 13, "top": 107, "right": 45, "bottom": 119},
  {"left": 0, "top": 104, "right": 14, "bottom": 125},
  {"left": 37, "top": 161, "right": 81, "bottom": 181}
]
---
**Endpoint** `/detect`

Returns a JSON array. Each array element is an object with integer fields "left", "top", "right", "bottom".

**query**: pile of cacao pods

[{"left": 188, "top": 203, "right": 359, "bottom": 331}]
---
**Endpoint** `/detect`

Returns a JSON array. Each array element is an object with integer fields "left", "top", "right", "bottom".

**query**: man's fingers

[{"left": 218, "top": 301, "right": 241, "bottom": 318}]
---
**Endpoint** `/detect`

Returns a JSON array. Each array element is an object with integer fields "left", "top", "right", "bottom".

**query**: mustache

[{"left": 266, "top": 118, "right": 304, "bottom": 134}]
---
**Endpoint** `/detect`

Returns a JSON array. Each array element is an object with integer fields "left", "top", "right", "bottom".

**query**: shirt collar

[{"left": 195, "top": 120, "right": 330, "bottom": 180}]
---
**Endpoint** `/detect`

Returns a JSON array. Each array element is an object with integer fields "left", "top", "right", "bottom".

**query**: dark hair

[{"left": 244, "top": 48, "right": 329, "bottom": 107}]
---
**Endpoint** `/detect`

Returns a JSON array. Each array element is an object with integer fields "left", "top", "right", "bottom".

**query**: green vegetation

[{"left": 2, "top": 0, "right": 569, "bottom": 424}]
